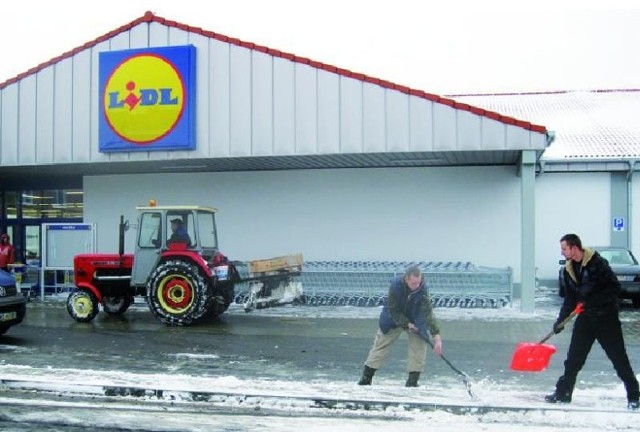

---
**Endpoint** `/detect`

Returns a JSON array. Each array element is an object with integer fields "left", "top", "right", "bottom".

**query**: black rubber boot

[
  {"left": 544, "top": 391, "right": 572, "bottom": 403},
  {"left": 405, "top": 371, "right": 420, "bottom": 387},
  {"left": 357, "top": 365, "right": 376, "bottom": 385},
  {"left": 624, "top": 378, "right": 640, "bottom": 405},
  {"left": 544, "top": 376, "right": 573, "bottom": 403}
]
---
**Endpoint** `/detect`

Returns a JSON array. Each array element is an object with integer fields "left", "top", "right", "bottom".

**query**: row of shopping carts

[{"left": 234, "top": 260, "right": 512, "bottom": 309}]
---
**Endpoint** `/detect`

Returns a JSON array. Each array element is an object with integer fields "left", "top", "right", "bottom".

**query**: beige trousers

[{"left": 364, "top": 327, "right": 427, "bottom": 372}]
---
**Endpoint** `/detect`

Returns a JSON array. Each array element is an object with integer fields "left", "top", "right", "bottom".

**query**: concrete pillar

[{"left": 520, "top": 150, "right": 536, "bottom": 313}]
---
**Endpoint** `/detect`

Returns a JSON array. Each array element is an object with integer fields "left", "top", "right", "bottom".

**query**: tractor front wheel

[
  {"left": 67, "top": 290, "right": 99, "bottom": 323},
  {"left": 147, "top": 259, "right": 210, "bottom": 325}
]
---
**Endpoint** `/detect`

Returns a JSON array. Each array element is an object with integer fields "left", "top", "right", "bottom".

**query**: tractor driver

[{"left": 169, "top": 218, "right": 192, "bottom": 245}]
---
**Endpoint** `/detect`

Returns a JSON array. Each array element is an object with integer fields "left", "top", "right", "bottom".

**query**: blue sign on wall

[
  {"left": 613, "top": 217, "right": 625, "bottom": 232},
  {"left": 99, "top": 45, "right": 196, "bottom": 152}
]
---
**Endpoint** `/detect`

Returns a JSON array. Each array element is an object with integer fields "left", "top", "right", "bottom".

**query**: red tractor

[{"left": 67, "top": 203, "right": 303, "bottom": 325}]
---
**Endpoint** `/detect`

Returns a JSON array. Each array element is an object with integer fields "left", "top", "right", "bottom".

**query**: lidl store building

[{"left": 2, "top": 12, "right": 636, "bottom": 311}]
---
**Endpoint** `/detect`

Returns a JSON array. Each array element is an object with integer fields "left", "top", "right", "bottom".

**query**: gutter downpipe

[{"left": 628, "top": 160, "right": 638, "bottom": 251}]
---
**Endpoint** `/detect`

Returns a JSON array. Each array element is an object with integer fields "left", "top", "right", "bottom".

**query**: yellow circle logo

[{"left": 103, "top": 54, "right": 185, "bottom": 144}]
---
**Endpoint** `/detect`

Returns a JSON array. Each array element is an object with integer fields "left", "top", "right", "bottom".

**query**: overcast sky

[{"left": 2, "top": 0, "right": 640, "bottom": 95}]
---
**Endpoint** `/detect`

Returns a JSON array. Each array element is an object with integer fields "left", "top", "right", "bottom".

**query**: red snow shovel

[{"left": 510, "top": 303, "right": 584, "bottom": 372}]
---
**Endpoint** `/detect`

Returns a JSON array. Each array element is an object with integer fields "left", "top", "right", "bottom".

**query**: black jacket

[{"left": 558, "top": 247, "right": 620, "bottom": 324}]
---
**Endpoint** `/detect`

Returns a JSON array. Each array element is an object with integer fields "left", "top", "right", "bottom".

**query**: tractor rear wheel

[
  {"left": 103, "top": 296, "right": 132, "bottom": 315},
  {"left": 147, "top": 259, "right": 210, "bottom": 325},
  {"left": 67, "top": 290, "right": 99, "bottom": 323}
]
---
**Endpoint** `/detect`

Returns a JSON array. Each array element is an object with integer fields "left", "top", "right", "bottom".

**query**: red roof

[{"left": 0, "top": 11, "right": 546, "bottom": 134}]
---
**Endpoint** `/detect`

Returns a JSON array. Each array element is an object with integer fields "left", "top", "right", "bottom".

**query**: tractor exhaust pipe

[{"left": 119, "top": 215, "right": 125, "bottom": 258}]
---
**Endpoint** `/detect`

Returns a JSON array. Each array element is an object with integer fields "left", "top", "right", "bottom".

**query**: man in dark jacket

[
  {"left": 546, "top": 234, "right": 639, "bottom": 410},
  {"left": 358, "top": 265, "right": 442, "bottom": 387}
]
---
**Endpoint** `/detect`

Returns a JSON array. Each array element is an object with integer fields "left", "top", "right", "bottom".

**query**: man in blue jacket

[{"left": 358, "top": 265, "right": 442, "bottom": 387}]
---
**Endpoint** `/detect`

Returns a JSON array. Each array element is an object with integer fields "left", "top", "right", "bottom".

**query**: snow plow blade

[{"left": 242, "top": 253, "right": 304, "bottom": 312}]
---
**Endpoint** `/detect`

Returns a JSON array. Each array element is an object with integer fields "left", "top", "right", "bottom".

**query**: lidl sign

[{"left": 99, "top": 45, "right": 196, "bottom": 152}]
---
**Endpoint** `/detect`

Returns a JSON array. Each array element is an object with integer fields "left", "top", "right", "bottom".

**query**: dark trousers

[{"left": 556, "top": 311, "right": 639, "bottom": 401}]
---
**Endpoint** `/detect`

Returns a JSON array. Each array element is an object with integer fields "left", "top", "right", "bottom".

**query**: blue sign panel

[
  {"left": 613, "top": 217, "right": 625, "bottom": 232},
  {"left": 99, "top": 45, "right": 196, "bottom": 152}
]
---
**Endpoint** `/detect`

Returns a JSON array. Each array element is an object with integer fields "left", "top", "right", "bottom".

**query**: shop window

[
  {"left": 21, "top": 189, "right": 83, "bottom": 219},
  {"left": 4, "top": 192, "right": 18, "bottom": 219}
]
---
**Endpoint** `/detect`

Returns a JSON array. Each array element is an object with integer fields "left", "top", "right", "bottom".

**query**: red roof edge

[{"left": 0, "top": 11, "right": 547, "bottom": 134}]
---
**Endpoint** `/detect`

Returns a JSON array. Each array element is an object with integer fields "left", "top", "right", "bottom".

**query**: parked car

[
  {"left": 558, "top": 246, "right": 640, "bottom": 307},
  {"left": 0, "top": 269, "right": 27, "bottom": 335}
]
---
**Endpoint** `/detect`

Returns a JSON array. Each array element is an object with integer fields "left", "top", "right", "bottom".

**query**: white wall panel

[
  {"left": 385, "top": 90, "right": 409, "bottom": 152},
  {"left": 632, "top": 172, "right": 640, "bottom": 254},
  {"left": 432, "top": 103, "right": 456, "bottom": 151},
  {"left": 531, "top": 132, "right": 547, "bottom": 150},
  {"left": 229, "top": 45, "right": 251, "bottom": 156},
  {"left": 535, "top": 171, "right": 610, "bottom": 279},
  {"left": 339, "top": 77, "right": 363, "bottom": 153},
  {"left": 506, "top": 124, "right": 530, "bottom": 150},
  {"left": 294, "top": 63, "right": 317, "bottom": 154},
  {"left": 210, "top": 39, "right": 231, "bottom": 157},
  {"left": 89, "top": 40, "right": 112, "bottom": 163},
  {"left": 71, "top": 50, "right": 92, "bottom": 162},
  {"left": 1, "top": 84, "right": 18, "bottom": 165},
  {"left": 169, "top": 28, "right": 189, "bottom": 46},
  {"left": 480, "top": 117, "right": 506, "bottom": 150},
  {"left": 317, "top": 71, "right": 340, "bottom": 154},
  {"left": 273, "top": 57, "right": 295, "bottom": 155},
  {"left": 251, "top": 51, "right": 273, "bottom": 156},
  {"left": 167, "top": 28, "right": 195, "bottom": 161},
  {"left": 191, "top": 34, "right": 211, "bottom": 158},
  {"left": 110, "top": 32, "right": 130, "bottom": 50},
  {"left": 362, "top": 83, "right": 385, "bottom": 152},
  {"left": 53, "top": 58, "right": 73, "bottom": 163},
  {"left": 84, "top": 166, "right": 522, "bottom": 276},
  {"left": 18, "top": 75, "right": 37, "bottom": 164},
  {"left": 409, "top": 97, "right": 433, "bottom": 151},
  {"left": 129, "top": 24, "right": 149, "bottom": 49},
  {"left": 456, "top": 109, "right": 482, "bottom": 151},
  {"left": 35, "top": 68, "right": 55, "bottom": 163},
  {"left": 149, "top": 22, "right": 169, "bottom": 47}
]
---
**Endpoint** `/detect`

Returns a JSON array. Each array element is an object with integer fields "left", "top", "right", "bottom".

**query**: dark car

[
  {"left": 0, "top": 269, "right": 27, "bottom": 335},
  {"left": 559, "top": 246, "right": 640, "bottom": 307}
]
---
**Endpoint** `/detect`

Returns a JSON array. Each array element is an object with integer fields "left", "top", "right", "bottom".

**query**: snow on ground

[
  {"left": 2, "top": 292, "right": 638, "bottom": 430},
  {"left": 0, "top": 362, "right": 637, "bottom": 431}
]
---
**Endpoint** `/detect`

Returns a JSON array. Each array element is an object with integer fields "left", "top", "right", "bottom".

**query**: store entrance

[{"left": 1, "top": 188, "right": 83, "bottom": 277}]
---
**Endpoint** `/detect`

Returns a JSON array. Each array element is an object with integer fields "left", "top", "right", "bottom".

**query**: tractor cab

[{"left": 131, "top": 205, "right": 218, "bottom": 287}]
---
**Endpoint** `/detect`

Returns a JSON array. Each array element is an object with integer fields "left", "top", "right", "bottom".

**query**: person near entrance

[
  {"left": 0, "top": 233, "right": 15, "bottom": 272},
  {"left": 358, "top": 265, "right": 442, "bottom": 387},
  {"left": 546, "top": 233, "right": 639, "bottom": 410}
]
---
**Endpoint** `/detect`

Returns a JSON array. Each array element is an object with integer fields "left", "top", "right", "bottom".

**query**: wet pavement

[
  {"left": 2, "top": 294, "right": 640, "bottom": 430},
  {"left": 3, "top": 295, "right": 640, "bottom": 388}
]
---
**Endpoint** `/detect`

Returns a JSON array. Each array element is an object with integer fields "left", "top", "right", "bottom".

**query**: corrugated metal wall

[{"left": 0, "top": 21, "right": 544, "bottom": 169}]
